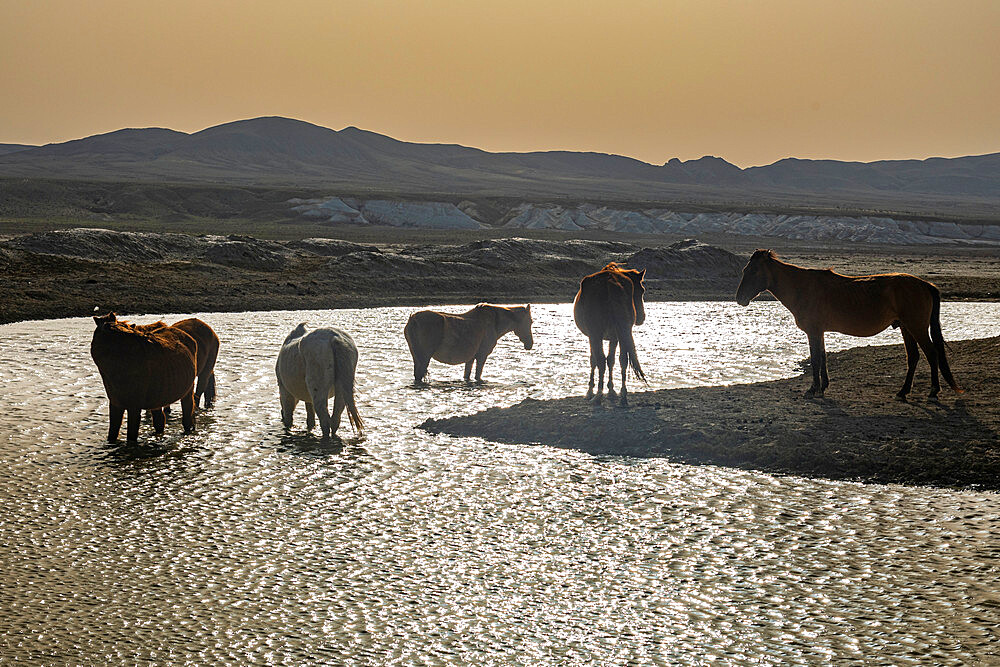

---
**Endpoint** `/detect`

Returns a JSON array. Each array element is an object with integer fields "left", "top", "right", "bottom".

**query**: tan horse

[
  {"left": 404, "top": 304, "right": 533, "bottom": 384},
  {"left": 138, "top": 318, "right": 220, "bottom": 409},
  {"left": 91, "top": 312, "right": 197, "bottom": 442},
  {"left": 573, "top": 263, "right": 647, "bottom": 406},
  {"left": 276, "top": 323, "right": 363, "bottom": 440},
  {"left": 736, "top": 249, "right": 962, "bottom": 400}
]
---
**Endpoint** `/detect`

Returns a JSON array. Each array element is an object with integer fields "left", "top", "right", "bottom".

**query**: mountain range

[{"left": 1, "top": 116, "right": 999, "bottom": 206}]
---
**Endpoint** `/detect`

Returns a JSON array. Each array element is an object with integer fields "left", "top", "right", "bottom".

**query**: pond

[{"left": 1, "top": 302, "right": 999, "bottom": 663}]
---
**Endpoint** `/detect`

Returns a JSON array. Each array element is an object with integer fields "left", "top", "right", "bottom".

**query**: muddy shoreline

[
  {"left": 1, "top": 227, "right": 997, "bottom": 325},
  {"left": 423, "top": 337, "right": 1000, "bottom": 489}
]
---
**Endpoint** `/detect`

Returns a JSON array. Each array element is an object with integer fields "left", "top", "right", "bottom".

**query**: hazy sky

[{"left": 1, "top": 0, "right": 997, "bottom": 166}]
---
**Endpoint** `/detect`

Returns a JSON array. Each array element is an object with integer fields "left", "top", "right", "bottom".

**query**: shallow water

[{"left": 2, "top": 302, "right": 999, "bottom": 664}]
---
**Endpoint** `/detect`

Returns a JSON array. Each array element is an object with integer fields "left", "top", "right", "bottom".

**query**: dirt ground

[
  {"left": 1, "top": 228, "right": 997, "bottom": 325},
  {"left": 423, "top": 337, "right": 1000, "bottom": 489}
]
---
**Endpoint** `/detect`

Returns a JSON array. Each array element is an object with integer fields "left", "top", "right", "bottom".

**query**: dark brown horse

[
  {"left": 573, "top": 262, "right": 647, "bottom": 406},
  {"left": 736, "top": 249, "right": 962, "bottom": 400},
  {"left": 404, "top": 304, "right": 533, "bottom": 384},
  {"left": 140, "top": 318, "right": 220, "bottom": 409},
  {"left": 91, "top": 312, "right": 198, "bottom": 442}
]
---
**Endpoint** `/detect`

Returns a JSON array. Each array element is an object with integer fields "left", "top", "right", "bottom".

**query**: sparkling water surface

[{"left": 2, "top": 302, "right": 999, "bottom": 664}]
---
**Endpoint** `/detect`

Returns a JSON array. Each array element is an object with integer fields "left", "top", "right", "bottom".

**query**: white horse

[{"left": 275, "top": 323, "right": 363, "bottom": 439}]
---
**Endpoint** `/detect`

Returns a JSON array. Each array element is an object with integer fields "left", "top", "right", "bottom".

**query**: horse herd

[{"left": 89, "top": 251, "right": 962, "bottom": 443}]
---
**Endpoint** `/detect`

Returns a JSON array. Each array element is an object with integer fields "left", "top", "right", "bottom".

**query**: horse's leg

[
  {"left": 331, "top": 394, "right": 346, "bottom": 438},
  {"left": 126, "top": 408, "right": 141, "bottom": 442},
  {"left": 912, "top": 329, "right": 941, "bottom": 399},
  {"left": 312, "top": 396, "right": 331, "bottom": 440},
  {"left": 180, "top": 392, "right": 195, "bottom": 434},
  {"left": 896, "top": 328, "right": 921, "bottom": 401},
  {"left": 474, "top": 355, "right": 487, "bottom": 383},
  {"left": 618, "top": 342, "right": 630, "bottom": 407},
  {"left": 464, "top": 360, "right": 474, "bottom": 382},
  {"left": 151, "top": 408, "right": 166, "bottom": 435},
  {"left": 413, "top": 355, "right": 430, "bottom": 385},
  {"left": 279, "top": 383, "right": 296, "bottom": 429},
  {"left": 193, "top": 371, "right": 209, "bottom": 409},
  {"left": 819, "top": 337, "right": 829, "bottom": 392},
  {"left": 805, "top": 332, "right": 825, "bottom": 397},
  {"left": 589, "top": 335, "right": 606, "bottom": 404},
  {"left": 204, "top": 373, "right": 216, "bottom": 409},
  {"left": 305, "top": 402, "right": 316, "bottom": 431},
  {"left": 108, "top": 403, "right": 125, "bottom": 443},
  {"left": 606, "top": 338, "right": 618, "bottom": 401}
]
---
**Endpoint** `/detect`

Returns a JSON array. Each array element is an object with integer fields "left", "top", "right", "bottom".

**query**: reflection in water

[{"left": 1, "top": 302, "right": 999, "bottom": 663}]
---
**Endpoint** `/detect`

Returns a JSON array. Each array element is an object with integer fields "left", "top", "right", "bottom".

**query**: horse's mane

[{"left": 98, "top": 317, "right": 172, "bottom": 345}]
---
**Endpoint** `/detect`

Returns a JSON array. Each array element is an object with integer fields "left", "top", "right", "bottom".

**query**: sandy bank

[
  {"left": 0, "top": 230, "right": 744, "bottom": 324},
  {"left": 422, "top": 337, "right": 1000, "bottom": 489}
]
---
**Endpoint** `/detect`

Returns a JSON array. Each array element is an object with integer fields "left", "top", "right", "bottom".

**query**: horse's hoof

[
  {"left": 619, "top": 398, "right": 629, "bottom": 408},
  {"left": 591, "top": 394, "right": 603, "bottom": 406},
  {"left": 894, "top": 393, "right": 908, "bottom": 402},
  {"left": 585, "top": 390, "right": 594, "bottom": 400}
]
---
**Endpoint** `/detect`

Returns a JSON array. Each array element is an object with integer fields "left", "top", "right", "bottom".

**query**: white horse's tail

[{"left": 333, "top": 339, "right": 364, "bottom": 434}]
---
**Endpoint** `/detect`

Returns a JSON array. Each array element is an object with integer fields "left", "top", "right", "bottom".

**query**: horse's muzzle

[
  {"left": 524, "top": 342, "right": 533, "bottom": 350},
  {"left": 736, "top": 296, "right": 751, "bottom": 307}
]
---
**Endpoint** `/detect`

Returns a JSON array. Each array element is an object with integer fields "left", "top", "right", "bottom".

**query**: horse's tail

[
  {"left": 608, "top": 280, "right": 647, "bottom": 384},
  {"left": 332, "top": 340, "right": 364, "bottom": 433},
  {"left": 929, "top": 283, "right": 962, "bottom": 393}
]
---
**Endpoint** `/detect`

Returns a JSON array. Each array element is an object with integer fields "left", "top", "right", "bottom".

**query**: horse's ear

[
  {"left": 526, "top": 304, "right": 531, "bottom": 314},
  {"left": 638, "top": 269, "right": 646, "bottom": 281}
]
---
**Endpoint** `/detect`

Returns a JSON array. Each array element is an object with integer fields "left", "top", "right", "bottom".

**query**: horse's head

[
  {"left": 93, "top": 312, "right": 118, "bottom": 330},
  {"left": 628, "top": 268, "right": 646, "bottom": 326},
  {"left": 283, "top": 322, "right": 308, "bottom": 346},
  {"left": 736, "top": 249, "right": 776, "bottom": 306},
  {"left": 513, "top": 305, "right": 533, "bottom": 350}
]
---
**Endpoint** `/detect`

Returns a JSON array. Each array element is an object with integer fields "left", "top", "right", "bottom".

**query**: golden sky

[{"left": 1, "top": 0, "right": 997, "bottom": 166}]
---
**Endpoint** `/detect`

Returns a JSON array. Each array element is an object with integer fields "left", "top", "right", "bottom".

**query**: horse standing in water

[
  {"left": 138, "top": 318, "right": 220, "bottom": 410},
  {"left": 170, "top": 319, "right": 219, "bottom": 408},
  {"left": 735, "top": 249, "right": 962, "bottom": 400},
  {"left": 275, "top": 323, "right": 363, "bottom": 440},
  {"left": 404, "top": 304, "right": 533, "bottom": 384},
  {"left": 573, "top": 263, "right": 647, "bottom": 406},
  {"left": 90, "top": 312, "right": 197, "bottom": 443}
]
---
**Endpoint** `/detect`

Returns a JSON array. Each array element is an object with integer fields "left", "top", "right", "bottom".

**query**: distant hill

[
  {"left": 0, "top": 143, "right": 35, "bottom": 157},
  {"left": 1, "top": 116, "right": 998, "bottom": 205}
]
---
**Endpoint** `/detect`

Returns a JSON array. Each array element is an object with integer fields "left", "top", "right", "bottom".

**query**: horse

[
  {"left": 137, "top": 318, "right": 220, "bottom": 410},
  {"left": 404, "top": 304, "right": 533, "bottom": 384},
  {"left": 90, "top": 312, "right": 197, "bottom": 443},
  {"left": 171, "top": 319, "right": 219, "bottom": 408},
  {"left": 735, "top": 249, "right": 962, "bottom": 400},
  {"left": 573, "top": 262, "right": 647, "bottom": 406},
  {"left": 275, "top": 323, "right": 363, "bottom": 440}
]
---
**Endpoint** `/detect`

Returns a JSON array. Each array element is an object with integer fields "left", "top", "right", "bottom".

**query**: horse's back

[{"left": 172, "top": 318, "right": 219, "bottom": 373}]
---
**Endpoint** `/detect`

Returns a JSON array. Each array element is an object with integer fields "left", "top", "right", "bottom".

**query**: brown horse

[
  {"left": 736, "top": 249, "right": 962, "bottom": 400},
  {"left": 140, "top": 318, "right": 220, "bottom": 409},
  {"left": 404, "top": 304, "right": 533, "bottom": 384},
  {"left": 91, "top": 312, "right": 198, "bottom": 442},
  {"left": 573, "top": 262, "right": 647, "bottom": 406}
]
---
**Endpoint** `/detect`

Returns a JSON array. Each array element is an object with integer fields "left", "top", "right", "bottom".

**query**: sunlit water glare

[{"left": 1, "top": 302, "right": 999, "bottom": 664}]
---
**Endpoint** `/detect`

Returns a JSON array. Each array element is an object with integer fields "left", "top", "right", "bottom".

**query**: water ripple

[{"left": 1, "top": 302, "right": 999, "bottom": 663}]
